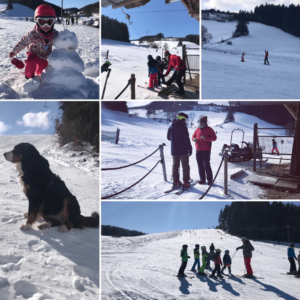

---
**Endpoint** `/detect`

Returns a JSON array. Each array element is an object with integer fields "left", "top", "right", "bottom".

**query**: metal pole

[
  {"left": 131, "top": 74, "right": 136, "bottom": 99},
  {"left": 61, "top": 0, "right": 63, "bottom": 19},
  {"left": 253, "top": 123, "right": 257, "bottom": 171},
  {"left": 182, "top": 44, "right": 186, "bottom": 84},
  {"left": 106, "top": 50, "right": 109, "bottom": 59},
  {"left": 159, "top": 143, "right": 167, "bottom": 182},
  {"left": 224, "top": 149, "right": 228, "bottom": 195},
  {"left": 115, "top": 128, "right": 120, "bottom": 144}
]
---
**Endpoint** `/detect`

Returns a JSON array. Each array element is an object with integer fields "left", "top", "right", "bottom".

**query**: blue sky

[
  {"left": 101, "top": 202, "right": 229, "bottom": 234},
  {"left": 46, "top": 0, "right": 97, "bottom": 9},
  {"left": 101, "top": 0, "right": 199, "bottom": 40},
  {"left": 0, "top": 101, "right": 60, "bottom": 136}
]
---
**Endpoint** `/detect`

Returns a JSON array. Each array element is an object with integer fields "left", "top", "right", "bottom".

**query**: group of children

[
  {"left": 241, "top": 50, "right": 269, "bottom": 65},
  {"left": 147, "top": 55, "right": 166, "bottom": 89}
]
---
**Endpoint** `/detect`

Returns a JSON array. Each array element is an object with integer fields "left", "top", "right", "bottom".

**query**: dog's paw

[
  {"left": 20, "top": 223, "right": 32, "bottom": 230},
  {"left": 59, "top": 224, "right": 69, "bottom": 233},
  {"left": 23, "top": 212, "right": 28, "bottom": 218},
  {"left": 38, "top": 222, "right": 52, "bottom": 230}
]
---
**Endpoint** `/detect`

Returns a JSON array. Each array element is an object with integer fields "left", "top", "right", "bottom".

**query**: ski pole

[
  {"left": 101, "top": 68, "right": 111, "bottom": 100},
  {"left": 231, "top": 250, "right": 238, "bottom": 261}
]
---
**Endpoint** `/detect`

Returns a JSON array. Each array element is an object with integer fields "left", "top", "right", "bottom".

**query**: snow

[
  {"left": 0, "top": 4, "right": 34, "bottom": 19},
  {"left": 202, "top": 20, "right": 300, "bottom": 99},
  {"left": 0, "top": 5, "right": 99, "bottom": 99},
  {"left": 0, "top": 135, "right": 99, "bottom": 299},
  {"left": 101, "top": 108, "right": 290, "bottom": 199},
  {"left": 101, "top": 39, "right": 199, "bottom": 99},
  {"left": 101, "top": 229, "right": 300, "bottom": 299}
]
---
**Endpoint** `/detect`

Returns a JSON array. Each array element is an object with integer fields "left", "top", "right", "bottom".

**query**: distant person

[
  {"left": 236, "top": 237, "right": 255, "bottom": 278},
  {"left": 198, "top": 246, "right": 209, "bottom": 276},
  {"left": 76, "top": 15, "right": 79, "bottom": 25},
  {"left": 57, "top": 17, "right": 61, "bottom": 24},
  {"left": 191, "top": 244, "right": 200, "bottom": 272},
  {"left": 209, "top": 243, "right": 215, "bottom": 257},
  {"left": 221, "top": 250, "right": 232, "bottom": 275},
  {"left": 178, "top": 244, "right": 190, "bottom": 277},
  {"left": 241, "top": 52, "right": 245, "bottom": 62},
  {"left": 71, "top": 16, "right": 74, "bottom": 25},
  {"left": 167, "top": 112, "right": 192, "bottom": 189},
  {"left": 8, "top": 4, "right": 59, "bottom": 79},
  {"left": 147, "top": 55, "right": 158, "bottom": 90},
  {"left": 26, "top": 16, "right": 28, "bottom": 21},
  {"left": 155, "top": 55, "right": 166, "bottom": 86},
  {"left": 209, "top": 249, "right": 223, "bottom": 279},
  {"left": 287, "top": 243, "right": 297, "bottom": 274},
  {"left": 192, "top": 116, "right": 217, "bottom": 185},
  {"left": 271, "top": 139, "right": 279, "bottom": 155},
  {"left": 264, "top": 50, "right": 269, "bottom": 65},
  {"left": 163, "top": 50, "right": 186, "bottom": 95}
]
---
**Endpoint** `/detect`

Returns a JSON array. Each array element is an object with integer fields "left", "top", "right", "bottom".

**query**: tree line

[
  {"left": 101, "top": 15, "right": 130, "bottom": 43},
  {"left": 217, "top": 202, "right": 300, "bottom": 243},
  {"left": 102, "top": 225, "right": 146, "bottom": 237}
]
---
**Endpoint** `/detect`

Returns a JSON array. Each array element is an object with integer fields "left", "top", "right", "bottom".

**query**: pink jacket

[
  {"left": 192, "top": 126, "right": 217, "bottom": 151},
  {"left": 165, "top": 55, "right": 186, "bottom": 76},
  {"left": 12, "top": 25, "right": 59, "bottom": 60}
]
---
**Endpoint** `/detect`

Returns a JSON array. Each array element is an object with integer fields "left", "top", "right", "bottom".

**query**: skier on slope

[
  {"left": 241, "top": 52, "right": 245, "bottom": 62},
  {"left": 167, "top": 112, "right": 192, "bottom": 189},
  {"left": 9, "top": 5, "right": 59, "bottom": 80},
  {"left": 178, "top": 244, "right": 190, "bottom": 277},
  {"left": 147, "top": 55, "right": 158, "bottom": 91},
  {"left": 191, "top": 244, "right": 201, "bottom": 272},
  {"left": 221, "top": 250, "right": 232, "bottom": 275},
  {"left": 209, "top": 249, "right": 223, "bottom": 279},
  {"left": 209, "top": 243, "right": 215, "bottom": 258},
  {"left": 163, "top": 50, "right": 186, "bottom": 95},
  {"left": 264, "top": 50, "right": 269, "bottom": 65},
  {"left": 287, "top": 243, "right": 297, "bottom": 274},
  {"left": 236, "top": 237, "right": 255, "bottom": 278},
  {"left": 197, "top": 246, "right": 209, "bottom": 276},
  {"left": 271, "top": 139, "right": 280, "bottom": 155}
]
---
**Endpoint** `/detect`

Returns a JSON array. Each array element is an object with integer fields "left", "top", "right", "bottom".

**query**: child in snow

[
  {"left": 241, "top": 52, "right": 245, "bottom": 62},
  {"left": 9, "top": 4, "right": 59, "bottom": 80},
  {"left": 271, "top": 139, "right": 280, "bottom": 155},
  {"left": 191, "top": 244, "right": 200, "bottom": 271},
  {"left": 287, "top": 243, "right": 297, "bottom": 274},
  {"left": 147, "top": 55, "right": 158, "bottom": 90},
  {"left": 197, "top": 246, "right": 209, "bottom": 275},
  {"left": 155, "top": 55, "right": 166, "bottom": 86},
  {"left": 178, "top": 244, "right": 190, "bottom": 277},
  {"left": 264, "top": 50, "right": 269, "bottom": 65},
  {"left": 209, "top": 249, "right": 223, "bottom": 279},
  {"left": 221, "top": 250, "right": 232, "bottom": 275}
]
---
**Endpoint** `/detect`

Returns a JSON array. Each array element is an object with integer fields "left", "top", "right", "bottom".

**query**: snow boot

[
  {"left": 197, "top": 272, "right": 207, "bottom": 276},
  {"left": 177, "top": 274, "right": 185, "bottom": 277},
  {"left": 209, "top": 274, "right": 217, "bottom": 279},
  {"left": 191, "top": 268, "right": 196, "bottom": 272},
  {"left": 147, "top": 87, "right": 154, "bottom": 91},
  {"left": 218, "top": 274, "right": 224, "bottom": 279},
  {"left": 198, "top": 180, "right": 206, "bottom": 184},
  {"left": 172, "top": 181, "right": 182, "bottom": 189},
  {"left": 207, "top": 181, "right": 212, "bottom": 186}
]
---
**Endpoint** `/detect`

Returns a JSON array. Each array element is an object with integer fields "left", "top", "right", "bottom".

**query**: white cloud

[
  {"left": 17, "top": 111, "right": 51, "bottom": 130},
  {"left": 0, "top": 121, "right": 11, "bottom": 134}
]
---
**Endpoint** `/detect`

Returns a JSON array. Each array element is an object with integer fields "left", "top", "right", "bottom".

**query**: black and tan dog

[{"left": 4, "top": 143, "right": 99, "bottom": 232}]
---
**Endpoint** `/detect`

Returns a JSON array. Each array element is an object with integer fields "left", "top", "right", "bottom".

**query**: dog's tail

[{"left": 80, "top": 212, "right": 99, "bottom": 228}]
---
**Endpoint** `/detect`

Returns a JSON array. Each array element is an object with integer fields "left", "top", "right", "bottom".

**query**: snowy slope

[
  {"left": 101, "top": 229, "right": 299, "bottom": 299},
  {"left": 0, "top": 3, "right": 34, "bottom": 19},
  {"left": 202, "top": 21, "right": 300, "bottom": 99},
  {"left": 101, "top": 39, "right": 199, "bottom": 99},
  {"left": 0, "top": 135, "right": 99, "bottom": 300},
  {"left": 101, "top": 108, "right": 289, "bottom": 200}
]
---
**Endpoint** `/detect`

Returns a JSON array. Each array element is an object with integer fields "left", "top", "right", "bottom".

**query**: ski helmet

[
  {"left": 225, "top": 250, "right": 229, "bottom": 254},
  {"left": 216, "top": 249, "right": 221, "bottom": 253},
  {"left": 156, "top": 56, "right": 161, "bottom": 60},
  {"left": 147, "top": 55, "right": 153, "bottom": 60},
  {"left": 34, "top": 4, "right": 56, "bottom": 19},
  {"left": 201, "top": 246, "right": 206, "bottom": 250},
  {"left": 183, "top": 244, "right": 188, "bottom": 250},
  {"left": 164, "top": 50, "right": 170, "bottom": 58},
  {"left": 195, "top": 244, "right": 199, "bottom": 248},
  {"left": 241, "top": 237, "right": 247, "bottom": 241},
  {"left": 290, "top": 243, "right": 295, "bottom": 248}
]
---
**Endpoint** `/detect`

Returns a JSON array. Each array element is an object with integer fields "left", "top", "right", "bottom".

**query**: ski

[
  {"left": 174, "top": 275, "right": 194, "bottom": 279},
  {"left": 137, "top": 85, "right": 159, "bottom": 93},
  {"left": 176, "top": 181, "right": 198, "bottom": 195},
  {"left": 164, "top": 184, "right": 183, "bottom": 193},
  {"left": 233, "top": 275, "right": 263, "bottom": 279},
  {"left": 280, "top": 273, "right": 298, "bottom": 276}
]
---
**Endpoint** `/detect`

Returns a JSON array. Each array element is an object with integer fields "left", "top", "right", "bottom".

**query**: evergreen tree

[{"left": 233, "top": 10, "right": 249, "bottom": 37}]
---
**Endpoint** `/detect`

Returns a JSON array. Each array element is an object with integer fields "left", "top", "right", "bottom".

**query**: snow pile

[{"left": 0, "top": 82, "right": 20, "bottom": 99}]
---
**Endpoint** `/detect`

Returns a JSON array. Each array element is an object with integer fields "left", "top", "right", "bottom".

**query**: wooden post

[
  {"left": 106, "top": 50, "right": 109, "bottom": 59},
  {"left": 131, "top": 74, "right": 136, "bottom": 99},
  {"left": 224, "top": 149, "right": 228, "bottom": 195},
  {"left": 253, "top": 123, "right": 258, "bottom": 171},
  {"left": 290, "top": 105, "right": 300, "bottom": 176},
  {"left": 159, "top": 143, "right": 167, "bottom": 182},
  {"left": 115, "top": 128, "right": 120, "bottom": 144}
]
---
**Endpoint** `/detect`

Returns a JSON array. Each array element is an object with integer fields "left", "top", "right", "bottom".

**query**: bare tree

[{"left": 163, "top": 43, "right": 169, "bottom": 51}]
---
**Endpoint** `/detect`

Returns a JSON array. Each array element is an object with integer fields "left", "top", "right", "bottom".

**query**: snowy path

[
  {"left": 0, "top": 135, "right": 99, "bottom": 300},
  {"left": 101, "top": 229, "right": 299, "bottom": 300}
]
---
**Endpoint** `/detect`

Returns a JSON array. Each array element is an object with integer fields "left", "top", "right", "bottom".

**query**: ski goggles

[
  {"left": 177, "top": 115, "right": 187, "bottom": 120},
  {"left": 36, "top": 17, "right": 55, "bottom": 27}
]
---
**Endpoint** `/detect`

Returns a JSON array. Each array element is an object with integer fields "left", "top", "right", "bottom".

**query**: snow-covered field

[
  {"left": 101, "top": 107, "right": 290, "bottom": 199},
  {"left": 101, "top": 229, "right": 299, "bottom": 299},
  {"left": 101, "top": 39, "right": 199, "bottom": 99},
  {"left": 202, "top": 20, "right": 300, "bottom": 99},
  {"left": 0, "top": 135, "right": 99, "bottom": 299},
  {"left": 0, "top": 4, "right": 99, "bottom": 99}
]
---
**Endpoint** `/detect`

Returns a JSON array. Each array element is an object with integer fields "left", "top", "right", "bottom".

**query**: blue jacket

[
  {"left": 223, "top": 254, "right": 231, "bottom": 265},
  {"left": 272, "top": 141, "right": 277, "bottom": 147},
  {"left": 167, "top": 119, "right": 192, "bottom": 156},
  {"left": 288, "top": 247, "right": 296, "bottom": 258},
  {"left": 148, "top": 59, "right": 158, "bottom": 75}
]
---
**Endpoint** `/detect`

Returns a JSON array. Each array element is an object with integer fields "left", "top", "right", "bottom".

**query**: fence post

[
  {"left": 131, "top": 74, "right": 136, "bottom": 99},
  {"left": 182, "top": 44, "right": 186, "bottom": 84},
  {"left": 224, "top": 149, "right": 228, "bottom": 195},
  {"left": 253, "top": 123, "right": 258, "bottom": 171},
  {"left": 106, "top": 50, "right": 109, "bottom": 59},
  {"left": 115, "top": 128, "right": 120, "bottom": 144},
  {"left": 159, "top": 143, "right": 167, "bottom": 182}
]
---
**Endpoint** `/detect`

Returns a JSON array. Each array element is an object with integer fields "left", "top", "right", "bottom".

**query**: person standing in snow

[
  {"left": 167, "top": 112, "right": 192, "bottom": 189},
  {"left": 287, "top": 243, "right": 297, "bottom": 274},
  {"left": 192, "top": 116, "right": 217, "bottom": 185},
  {"left": 163, "top": 50, "right": 186, "bottom": 95},
  {"left": 147, "top": 55, "right": 158, "bottom": 91},
  {"left": 191, "top": 244, "right": 200, "bottom": 272},
  {"left": 209, "top": 249, "right": 223, "bottom": 279},
  {"left": 271, "top": 139, "right": 280, "bottom": 155},
  {"left": 264, "top": 50, "right": 269, "bottom": 65},
  {"left": 155, "top": 56, "right": 166, "bottom": 86},
  {"left": 241, "top": 52, "right": 245, "bottom": 62},
  {"left": 198, "top": 246, "right": 209, "bottom": 275},
  {"left": 221, "top": 250, "right": 232, "bottom": 275},
  {"left": 178, "top": 244, "right": 190, "bottom": 277},
  {"left": 71, "top": 16, "right": 74, "bottom": 25},
  {"left": 236, "top": 237, "right": 255, "bottom": 278},
  {"left": 9, "top": 4, "right": 59, "bottom": 80}
]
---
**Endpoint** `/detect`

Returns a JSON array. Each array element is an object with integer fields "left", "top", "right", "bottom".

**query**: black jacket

[{"left": 167, "top": 119, "right": 192, "bottom": 156}]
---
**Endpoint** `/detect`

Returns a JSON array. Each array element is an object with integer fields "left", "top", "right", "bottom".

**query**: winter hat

[
  {"left": 225, "top": 250, "right": 229, "bottom": 253},
  {"left": 147, "top": 55, "right": 153, "bottom": 60},
  {"left": 290, "top": 243, "right": 295, "bottom": 248},
  {"left": 195, "top": 244, "right": 199, "bottom": 248},
  {"left": 11, "top": 58, "right": 24, "bottom": 69},
  {"left": 199, "top": 116, "right": 207, "bottom": 125},
  {"left": 201, "top": 246, "right": 206, "bottom": 250},
  {"left": 34, "top": 4, "right": 56, "bottom": 19},
  {"left": 216, "top": 249, "right": 221, "bottom": 253},
  {"left": 156, "top": 56, "right": 161, "bottom": 60},
  {"left": 164, "top": 50, "right": 170, "bottom": 57},
  {"left": 177, "top": 112, "right": 188, "bottom": 120},
  {"left": 182, "top": 244, "right": 188, "bottom": 250}
]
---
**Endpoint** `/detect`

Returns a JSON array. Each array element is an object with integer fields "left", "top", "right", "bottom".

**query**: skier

[
  {"left": 198, "top": 246, "right": 209, "bottom": 276},
  {"left": 264, "top": 50, "right": 269, "bottom": 65},
  {"left": 71, "top": 16, "right": 74, "bottom": 25},
  {"left": 191, "top": 244, "right": 200, "bottom": 272},
  {"left": 236, "top": 237, "right": 255, "bottom": 278},
  {"left": 167, "top": 112, "right": 192, "bottom": 189},
  {"left": 26, "top": 16, "right": 28, "bottom": 21},
  {"left": 155, "top": 56, "right": 166, "bottom": 86},
  {"left": 209, "top": 243, "right": 215, "bottom": 256},
  {"left": 241, "top": 52, "right": 245, "bottom": 62},
  {"left": 178, "top": 244, "right": 190, "bottom": 277},
  {"left": 9, "top": 4, "right": 59, "bottom": 80},
  {"left": 147, "top": 55, "right": 158, "bottom": 91},
  {"left": 209, "top": 249, "right": 223, "bottom": 279},
  {"left": 271, "top": 139, "right": 280, "bottom": 155},
  {"left": 192, "top": 116, "right": 217, "bottom": 185},
  {"left": 287, "top": 243, "right": 297, "bottom": 274},
  {"left": 163, "top": 50, "right": 186, "bottom": 95},
  {"left": 221, "top": 250, "right": 232, "bottom": 275}
]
